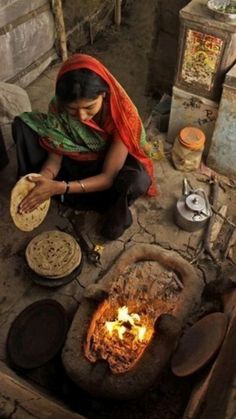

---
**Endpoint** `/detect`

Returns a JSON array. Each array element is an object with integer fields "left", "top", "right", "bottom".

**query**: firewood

[
  {"left": 224, "top": 227, "right": 236, "bottom": 261},
  {"left": 191, "top": 178, "right": 220, "bottom": 265},
  {"left": 210, "top": 205, "right": 228, "bottom": 246},
  {"left": 52, "top": 0, "right": 68, "bottom": 62},
  {"left": 114, "top": 0, "right": 122, "bottom": 26}
]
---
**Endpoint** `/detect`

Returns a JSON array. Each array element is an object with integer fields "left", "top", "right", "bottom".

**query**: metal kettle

[{"left": 175, "top": 179, "right": 212, "bottom": 232}]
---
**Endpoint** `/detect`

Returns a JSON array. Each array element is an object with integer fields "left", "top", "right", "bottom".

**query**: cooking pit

[{"left": 62, "top": 244, "right": 204, "bottom": 400}]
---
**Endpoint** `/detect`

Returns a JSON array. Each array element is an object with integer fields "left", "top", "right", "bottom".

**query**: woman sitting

[{"left": 12, "top": 54, "right": 156, "bottom": 240}]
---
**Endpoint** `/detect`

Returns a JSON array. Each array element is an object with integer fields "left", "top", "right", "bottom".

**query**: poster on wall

[{"left": 181, "top": 29, "right": 223, "bottom": 91}]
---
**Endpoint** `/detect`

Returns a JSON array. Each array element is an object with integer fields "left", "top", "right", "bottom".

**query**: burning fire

[
  {"left": 105, "top": 306, "right": 147, "bottom": 342},
  {"left": 85, "top": 300, "right": 155, "bottom": 374}
]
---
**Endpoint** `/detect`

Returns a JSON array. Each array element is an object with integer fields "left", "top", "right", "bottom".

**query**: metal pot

[
  {"left": 175, "top": 179, "right": 212, "bottom": 232},
  {"left": 207, "top": 0, "right": 236, "bottom": 23}
]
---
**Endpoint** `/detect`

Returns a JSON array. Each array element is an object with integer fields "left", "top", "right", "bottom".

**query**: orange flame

[{"left": 105, "top": 306, "right": 147, "bottom": 341}]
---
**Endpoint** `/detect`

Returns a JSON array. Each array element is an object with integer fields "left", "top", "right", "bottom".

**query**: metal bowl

[{"left": 207, "top": 0, "right": 236, "bottom": 22}]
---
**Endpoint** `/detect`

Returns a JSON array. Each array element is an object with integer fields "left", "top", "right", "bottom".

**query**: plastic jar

[{"left": 172, "top": 126, "right": 206, "bottom": 172}]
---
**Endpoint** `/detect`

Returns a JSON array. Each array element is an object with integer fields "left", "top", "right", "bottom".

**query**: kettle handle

[
  {"left": 183, "top": 178, "right": 192, "bottom": 196},
  {"left": 194, "top": 188, "right": 212, "bottom": 216}
]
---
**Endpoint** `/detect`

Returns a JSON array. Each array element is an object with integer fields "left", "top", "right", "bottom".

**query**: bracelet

[
  {"left": 61, "top": 181, "right": 70, "bottom": 203},
  {"left": 64, "top": 181, "right": 70, "bottom": 194},
  {"left": 78, "top": 180, "right": 86, "bottom": 193}
]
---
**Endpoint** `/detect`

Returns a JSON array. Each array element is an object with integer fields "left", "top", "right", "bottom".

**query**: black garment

[
  {"left": 0, "top": 127, "right": 9, "bottom": 170},
  {"left": 12, "top": 117, "right": 151, "bottom": 240}
]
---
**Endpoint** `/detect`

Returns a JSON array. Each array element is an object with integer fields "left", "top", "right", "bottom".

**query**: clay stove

[{"left": 62, "top": 244, "right": 203, "bottom": 400}]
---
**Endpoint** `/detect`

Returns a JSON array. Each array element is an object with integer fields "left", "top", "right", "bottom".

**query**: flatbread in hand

[
  {"left": 25, "top": 230, "right": 82, "bottom": 279},
  {"left": 10, "top": 173, "right": 50, "bottom": 232}
]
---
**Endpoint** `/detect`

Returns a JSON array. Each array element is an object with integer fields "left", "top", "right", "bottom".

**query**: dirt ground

[{"left": 1, "top": 0, "right": 236, "bottom": 418}]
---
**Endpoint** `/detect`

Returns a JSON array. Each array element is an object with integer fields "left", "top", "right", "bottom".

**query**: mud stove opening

[
  {"left": 85, "top": 299, "right": 155, "bottom": 375},
  {"left": 62, "top": 244, "right": 203, "bottom": 401}
]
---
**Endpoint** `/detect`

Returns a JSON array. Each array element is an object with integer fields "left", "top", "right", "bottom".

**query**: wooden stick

[
  {"left": 52, "top": 0, "right": 68, "bottom": 62},
  {"left": 223, "top": 227, "right": 236, "bottom": 260},
  {"left": 114, "top": 0, "right": 122, "bottom": 26},
  {"left": 211, "top": 207, "right": 236, "bottom": 229},
  {"left": 89, "top": 20, "right": 94, "bottom": 45},
  {"left": 191, "top": 179, "right": 220, "bottom": 265},
  {"left": 203, "top": 180, "right": 220, "bottom": 264}
]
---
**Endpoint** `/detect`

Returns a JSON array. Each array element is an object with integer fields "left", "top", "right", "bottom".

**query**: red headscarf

[{"left": 57, "top": 54, "right": 156, "bottom": 196}]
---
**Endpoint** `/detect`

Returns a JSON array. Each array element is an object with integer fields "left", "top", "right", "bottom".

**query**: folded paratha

[
  {"left": 10, "top": 174, "right": 50, "bottom": 231},
  {"left": 26, "top": 230, "right": 82, "bottom": 279}
]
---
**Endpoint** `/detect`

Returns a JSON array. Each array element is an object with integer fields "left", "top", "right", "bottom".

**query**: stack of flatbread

[
  {"left": 25, "top": 230, "right": 82, "bottom": 279},
  {"left": 10, "top": 174, "right": 50, "bottom": 231}
]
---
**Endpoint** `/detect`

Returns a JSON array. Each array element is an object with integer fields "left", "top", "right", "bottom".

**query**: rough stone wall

[
  {"left": 63, "top": 0, "right": 107, "bottom": 24},
  {"left": 62, "top": 0, "right": 115, "bottom": 53},
  {"left": 147, "top": 0, "right": 191, "bottom": 96}
]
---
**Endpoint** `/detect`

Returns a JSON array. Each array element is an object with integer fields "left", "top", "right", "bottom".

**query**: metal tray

[
  {"left": 207, "top": 0, "right": 236, "bottom": 22},
  {"left": 171, "top": 312, "right": 228, "bottom": 377},
  {"left": 7, "top": 299, "right": 68, "bottom": 369}
]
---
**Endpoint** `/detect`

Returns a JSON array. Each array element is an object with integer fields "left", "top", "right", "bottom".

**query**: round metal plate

[
  {"left": 24, "top": 254, "right": 83, "bottom": 288},
  {"left": 171, "top": 312, "right": 228, "bottom": 377},
  {"left": 7, "top": 299, "right": 68, "bottom": 369}
]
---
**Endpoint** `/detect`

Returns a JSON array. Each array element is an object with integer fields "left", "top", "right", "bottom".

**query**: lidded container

[{"left": 172, "top": 126, "right": 205, "bottom": 171}]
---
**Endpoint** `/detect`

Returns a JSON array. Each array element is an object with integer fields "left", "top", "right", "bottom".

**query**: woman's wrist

[
  {"left": 54, "top": 180, "right": 69, "bottom": 195},
  {"left": 57, "top": 180, "right": 87, "bottom": 194},
  {"left": 41, "top": 167, "right": 56, "bottom": 179},
  {"left": 59, "top": 181, "right": 71, "bottom": 203}
]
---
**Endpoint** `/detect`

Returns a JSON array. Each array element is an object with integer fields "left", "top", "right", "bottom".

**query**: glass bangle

[{"left": 61, "top": 181, "right": 70, "bottom": 203}]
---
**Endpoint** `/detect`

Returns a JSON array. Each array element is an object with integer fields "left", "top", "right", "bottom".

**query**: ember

[{"left": 84, "top": 300, "right": 155, "bottom": 374}]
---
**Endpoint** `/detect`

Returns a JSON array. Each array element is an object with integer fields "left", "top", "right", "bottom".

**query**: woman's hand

[{"left": 18, "top": 175, "right": 63, "bottom": 214}]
